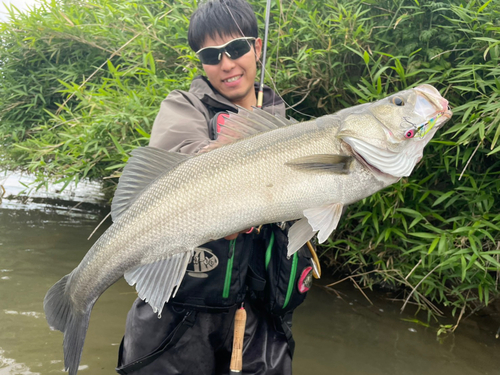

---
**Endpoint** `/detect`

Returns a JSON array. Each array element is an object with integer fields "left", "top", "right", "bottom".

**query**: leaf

[
  {"left": 480, "top": 254, "right": 500, "bottom": 269},
  {"left": 461, "top": 256, "right": 466, "bottom": 282},
  {"left": 428, "top": 237, "right": 440, "bottom": 255},
  {"left": 489, "top": 110, "right": 500, "bottom": 150},
  {"left": 135, "top": 125, "right": 150, "bottom": 138},
  {"left": 438, "top": 234, "right": 447, "bottom": 255},
  {"left": 396, "top": 208, "right": 423, "bottom": 218},
  {"left": 410, "top": 232, "right": 438, "bottom": 239},
  {"left": 105, "top": 163, "right": 127, "bottom": 170},
  {"left": 432, "top": 191, "right": 454, "bottom": 207},
  {"left": 109, "top": 133, "right": 127, "bottom": 156},
  {"left": 363, "top": 50, "right": 370, "bottom": 64}
]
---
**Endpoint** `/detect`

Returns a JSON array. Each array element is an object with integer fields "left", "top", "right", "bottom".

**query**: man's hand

[{"left": 224, "top": 228, "right": 253, "bottom": 240}]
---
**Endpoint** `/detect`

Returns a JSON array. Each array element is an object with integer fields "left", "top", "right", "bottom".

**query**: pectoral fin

[
  {"left": 303, "top": 202, "right": 344, "bottom": 243},
  {"left": 286, "top": 155, "right": 353, "bottom": 174},
  {"left": 124, "top": 250, "right": 193, "bottom": 317}
]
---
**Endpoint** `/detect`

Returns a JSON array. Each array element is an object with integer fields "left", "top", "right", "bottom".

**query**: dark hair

[{"left": 188, "top": 0, "right": 258, "bottom": 52}]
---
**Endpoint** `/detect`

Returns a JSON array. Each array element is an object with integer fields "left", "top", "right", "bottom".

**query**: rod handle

[
  {"left": 230, "top": 307, "right": 247, "bottom": 372},
  {"left": 257, "top": 90, "right": 264, "bottom": 108}
]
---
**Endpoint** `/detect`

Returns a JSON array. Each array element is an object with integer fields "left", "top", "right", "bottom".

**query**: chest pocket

[
  {"left": 170, "top": 234, "right": 254, "bottom": 310},
  {"left": 249, "top": 224, "right": 312, "bottom": 316}
]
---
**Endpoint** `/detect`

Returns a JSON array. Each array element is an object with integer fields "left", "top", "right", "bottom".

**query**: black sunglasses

[{"left": 196, "top": 37, "right": 256, "bottom": 65}]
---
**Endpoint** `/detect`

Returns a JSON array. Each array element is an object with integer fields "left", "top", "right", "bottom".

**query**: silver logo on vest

[{"left": 186, "top": 248, "right": 219, "bottom": 278}]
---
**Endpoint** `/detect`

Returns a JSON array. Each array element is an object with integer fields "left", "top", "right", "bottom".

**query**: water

[
  {"left": 294, "top": 287, "right": 500, "bottom": 375},
  {"left": 0, "top": 171, "right": 106, "bottom": 210},
  {"left": 1, "top": 183, "right": 499, "bottom": 374}
]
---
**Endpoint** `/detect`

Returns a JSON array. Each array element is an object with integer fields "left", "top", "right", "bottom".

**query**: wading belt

[{"left": 116, "top": 310, "right": 198, "bottom": 374}]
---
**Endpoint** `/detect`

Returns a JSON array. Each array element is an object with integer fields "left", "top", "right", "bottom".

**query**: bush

[{"left": 0, "top": 0, "right": 197, "bottom": 190}]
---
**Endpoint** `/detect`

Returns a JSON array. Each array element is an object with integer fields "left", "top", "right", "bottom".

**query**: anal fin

[
  {"left": 304, "top": 202, "right": 344, "bottom": 243},
  {"left": 287, "top": 203, "right": 344, "bottom": 256},
  {"left": 124, "top": 251, "right": 193, "bottom": 317}
]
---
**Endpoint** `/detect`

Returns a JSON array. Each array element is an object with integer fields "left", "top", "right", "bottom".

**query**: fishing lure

[{"left": 405, "top": 112, "right": 444, "bottom": 139}]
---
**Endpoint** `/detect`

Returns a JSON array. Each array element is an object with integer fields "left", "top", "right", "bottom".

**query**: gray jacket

[{"left": 149, "top": 75, "right": 285, "bottom": 154}]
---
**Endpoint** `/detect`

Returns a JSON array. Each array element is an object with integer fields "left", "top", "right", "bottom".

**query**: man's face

[{"left": 200, "top": 34, "right": 262, "bottom": 108}]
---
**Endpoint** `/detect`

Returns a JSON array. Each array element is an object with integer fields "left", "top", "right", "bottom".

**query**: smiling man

[
  {"left": 198, "top": 34, "right": 262, "bottom": 108},
  {"left": 116, "top": 1, "right": 313, "bottom": 374}
]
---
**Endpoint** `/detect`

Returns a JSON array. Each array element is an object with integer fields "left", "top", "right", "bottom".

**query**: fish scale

[{"left": 44, "top": 84, "right": 452, "bottom": 375}]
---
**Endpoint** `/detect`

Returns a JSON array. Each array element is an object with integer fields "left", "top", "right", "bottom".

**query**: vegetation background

[{"left": 0, "top": 0, "right": 498, "bottom": 327}]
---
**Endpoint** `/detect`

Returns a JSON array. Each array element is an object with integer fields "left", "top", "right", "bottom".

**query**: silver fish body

[{"left": 44, "top": 84, "right": 452, "bottom": 375}]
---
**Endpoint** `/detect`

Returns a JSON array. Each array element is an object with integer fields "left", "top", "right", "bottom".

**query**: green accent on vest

[
  {"left": 283, "top": 252, "right": 298, "bottom": 309},
  {"left": 223, "top": 239, "right": 237, "bottom": 299},
  {"left": 265, "top": 231, "right": 275, "bottom": 271}
]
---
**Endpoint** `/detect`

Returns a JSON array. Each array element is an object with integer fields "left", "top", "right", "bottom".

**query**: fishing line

[
  {"left": 266, "top": 0, "right": 315, "bottom": 119},
  {"left": 88, "top": 211, "right": 111, "bottom": 240}
]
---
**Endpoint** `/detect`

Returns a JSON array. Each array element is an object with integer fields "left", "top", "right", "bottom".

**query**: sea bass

[{"left": 44, "top": 84, "right": 452, "bottom": 374}]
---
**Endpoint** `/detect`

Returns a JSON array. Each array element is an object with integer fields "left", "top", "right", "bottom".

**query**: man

[{"left": 116, "top": 1, "right": 314, "bottom": 374}]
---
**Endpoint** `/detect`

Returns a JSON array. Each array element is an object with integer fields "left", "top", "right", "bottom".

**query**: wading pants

[{"left": 116, "top": 297, "right": 293, "bottom": 375}]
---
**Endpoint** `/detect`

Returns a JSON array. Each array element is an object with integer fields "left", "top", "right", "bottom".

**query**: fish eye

[
  {"left": 391, "top": 96, "right": 405, "bottom": 106},
  {"left": 405, "top": 129, "right": 415, "bottom": 139}
]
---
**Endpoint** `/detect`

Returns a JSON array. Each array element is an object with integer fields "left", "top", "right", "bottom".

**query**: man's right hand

[{"left": 224, "top": 228, "right": 252, "bottom": 240}]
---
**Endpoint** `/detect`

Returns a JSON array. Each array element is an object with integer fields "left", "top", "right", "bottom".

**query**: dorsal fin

[
  {"left": 111, "top": 146, "right": 190, "bottom": 221},
  {"left": 242, "top": 105, "right": 294, "bottom": 128},
  {"left": 199, "top": 107, "right": 298, "bottom": 153}
]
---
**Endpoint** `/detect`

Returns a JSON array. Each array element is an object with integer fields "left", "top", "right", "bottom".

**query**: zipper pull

[{"left": 228, "top": 239, "right": 236, "bottom": 258}]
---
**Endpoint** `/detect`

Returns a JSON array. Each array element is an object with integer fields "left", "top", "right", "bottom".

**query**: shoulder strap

[{"left": 178, "top": 90, "right": 237, "bottom": 141}]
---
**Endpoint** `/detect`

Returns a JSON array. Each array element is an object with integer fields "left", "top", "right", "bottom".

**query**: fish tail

[{"left": 44, "top": 274, "right": 92, "bottom": 375}]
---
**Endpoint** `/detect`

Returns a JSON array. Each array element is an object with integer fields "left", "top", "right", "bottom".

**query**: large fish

[{"left": 44, "top": 84, "right": 451, "bottom": 374}]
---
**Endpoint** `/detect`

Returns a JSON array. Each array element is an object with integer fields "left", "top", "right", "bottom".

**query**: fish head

[{"left": 337, "top": 84, "right": 452, "bottom": 180}]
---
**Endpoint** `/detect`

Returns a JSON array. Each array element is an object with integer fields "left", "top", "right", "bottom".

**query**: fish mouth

[
  {"left": 413, "top": 85, "right": 453, "bottom": 133},
  {"left": 414, "top": 84, "right": 451, "bottom": 112},
  {"left": 442, "top": 108, "right": 453, "bottom": 120}
]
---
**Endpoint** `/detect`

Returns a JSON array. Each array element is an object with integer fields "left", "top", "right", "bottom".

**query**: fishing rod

[
  {"left": 229, "top": 1, "right": 320, "bottom": 371},
  {"left": 229, "top": 2, "right": 272, "bottom": 373},
  {"left": 257, "top": 0, "right": 272, "bottom": 108}
]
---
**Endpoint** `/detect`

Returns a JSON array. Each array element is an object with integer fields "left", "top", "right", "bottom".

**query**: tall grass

[{"left": 0, "top": 0, "right": 498, "bottom": 323}]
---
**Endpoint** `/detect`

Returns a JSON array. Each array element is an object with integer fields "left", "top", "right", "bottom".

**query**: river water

[{"left": 1, "top": 174, "right": 499, "bottom": 375}]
